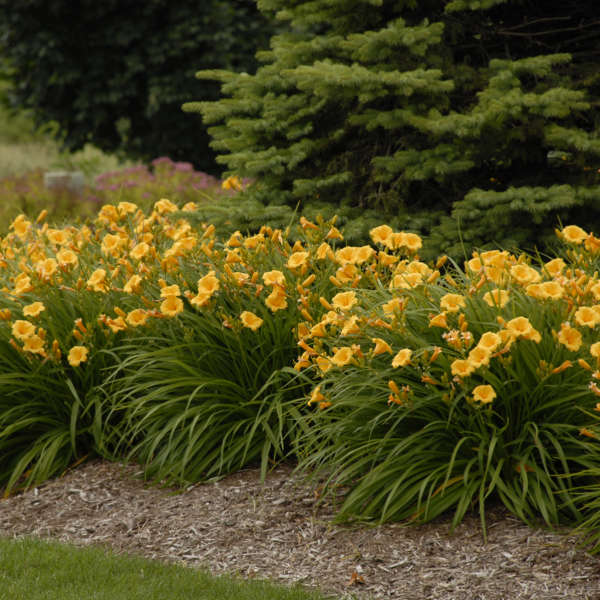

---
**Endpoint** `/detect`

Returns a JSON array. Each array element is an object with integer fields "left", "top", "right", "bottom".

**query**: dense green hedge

[
  {"left": 186, "top": 0, "right": 600, "bottom": 258},
  {"left": 0, "top": 0, "right": 277, "bottom": 174}
]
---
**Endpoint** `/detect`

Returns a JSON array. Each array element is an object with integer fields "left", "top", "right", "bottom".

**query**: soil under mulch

[{"left": 1, "top": 459, "right": 599, "bottom": 599}]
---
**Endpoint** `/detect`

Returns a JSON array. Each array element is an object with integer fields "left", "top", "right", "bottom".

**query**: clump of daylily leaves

[
  {"left": 294, "top": 223, "right": 600, "bottom": 540},
  {"left": 2, "top": 202, "right": 600, "bottom": 550}
]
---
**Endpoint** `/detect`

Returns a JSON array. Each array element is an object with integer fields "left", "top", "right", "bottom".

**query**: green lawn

[{"left": 0, "top": 537, "right": 334, "bottom": 600}]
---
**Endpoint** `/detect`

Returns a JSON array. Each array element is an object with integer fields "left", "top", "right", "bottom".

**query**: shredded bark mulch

[{"left": 1, "top": 459, "right": 599, "bottom": 599}]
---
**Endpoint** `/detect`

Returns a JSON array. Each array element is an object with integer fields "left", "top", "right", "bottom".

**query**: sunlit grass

[
  {"left": 0, "top": 87, "right": 130, "bottom": 179},
  {"left": 0, "top": 537, "right": 332, "bottom": 600},
  {"left": 0, "top": 141, "right": 56, "bottom": 179},
  {"left": 0, "top": 139, "right": 131, "bottom": 180}
]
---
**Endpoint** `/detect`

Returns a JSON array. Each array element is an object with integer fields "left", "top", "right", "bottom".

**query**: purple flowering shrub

[
  {"left": 92, "top": 157, "right": 221, "bottom": 210},
  {"left": 0, "top": 158, "right": 225, "bottom": 231}
]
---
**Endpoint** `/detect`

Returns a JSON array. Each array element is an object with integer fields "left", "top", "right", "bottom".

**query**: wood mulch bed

[{"left": 1, "top": 459, "right": 599, "bottom": 599}]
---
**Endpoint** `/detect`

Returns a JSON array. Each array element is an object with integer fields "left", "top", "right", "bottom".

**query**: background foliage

[{"left": 0, "top": 0, "right": 277, "bottom": 174}]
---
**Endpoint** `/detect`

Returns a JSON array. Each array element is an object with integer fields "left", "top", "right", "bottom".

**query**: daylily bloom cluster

[
  {"left": 0, "top": 200, "right": 224, "bottom": 367},
  {"left": 295, "top": 224, "right": 600, "bottom": 437},
  {"left": 1, "top": 201, "right": 392, "bottom": 372},
  {"left": 3, "top": 197, "right": 600, "bottom": 441}
]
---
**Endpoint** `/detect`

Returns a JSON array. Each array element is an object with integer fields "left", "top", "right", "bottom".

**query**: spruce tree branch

[
  {"left": 495, "top": 20, "right": 600, "bottom": 38},
  {"left": 496, "top": 16, "right": 572, "bottom": 33},
  {"left": 571, "top": 48, "right": 600, "bottom": 57},
  {"left": 565, "top": 31, "right": 600, "bottom": 47}
]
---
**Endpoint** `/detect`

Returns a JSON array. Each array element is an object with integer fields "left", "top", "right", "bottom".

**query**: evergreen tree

[{"left": 185, "top": 0, "right": 600, "bottom": 257}]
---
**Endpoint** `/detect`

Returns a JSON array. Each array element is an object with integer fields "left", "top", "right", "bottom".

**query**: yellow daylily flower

[
  {"left": 12, "top": 319, "right": 36, "bottom": 340},
  {"left": 560, "top": 225, "right": 588, "bottom": 244},
  {"left": 539, "top": 280, "right": 564, "bottom": 300},
  {"left": 341, "top": 316, "right": 360, "bottom": 336},
  {"left": 56, "top": 248, "right": 78, "bottom": 268},
  {"left": 262, "top": 270, "right": 286, "bottom": 287},
  {"left": 557, "top": 322, "right": 582, "bottom": 352},
  {"left": 46, "top": 228, "right": 71, "bottom": 246},
  {"left": 429, "top": 312, "right": 448, "bottom": 329},
  {"left": 472, "top": 384, "right": 496, "bottom": 404},
  {"left": 544, "top": 258, "right": 566, "bottom": 277},
  {"left": 107, "top": 317, "right": 127, "bottom": 333},
  {"left": 477, "top": 331, "right": 501, "bottom": 353},
  {"left": 222, "top": 175, "right": 242, "bottom": 191},
  {"left": 286, "top": 251, "right": 309, "bottom": 270},
  {"left": 372, "top": 338, "right": 392, "bottom": 356},
  {"left": 240, "top": 310, "right": 263, "bottom": 331},
  {"left": 23, "top": 302, "right": 45, "bottom": 318},
  {"left": 123, "top": 275, "right": 143, "bottom": 294},
  {"left": 265, "top": 288, "right": 288, "bottom": 312},
  {"left": 87, "top": 269, "right": 108, "bottom": 293},
  {"left": 154, "top": 198, "right": 178, "bottom": 214},
  {"left": 130, "top": 242, "right": 150, "bottom": 261},
  {"left": 331, "top": 291, "right": 357, "bottom": 311},
  {"left": 10, "top": 215, "right": 31, "bottom": 239},
  {"left": 160, "top": 284, "right": 181, "bottom": 298},
  {"left": 575, "top": 306, "right": 600, "bottom": 329},
  {"left": 160, "top": 295, "right": 184, "bottom": 317},
  {"left": 23, "top": 334, "right": 46, "bottom": 356},
  {"left": 330, "top": 346, "right": 355, "bottom": 367},
  {"left": 197, "top": 271, "right": 220, "bottom": 296},
  {"left": 68, "top": 345, "right": 89, "bottom": 366},
  {"left": 391, "top": 348, "right": 412, "bottom": 368},
  {"left": 510, "top": 264, "right": 541, "bottom": 286},
  {"left": 126, "top": 309, "right": 149, "bottom": 327},
  {"left": 36, "top": 258, "right": 58, "bottom": 279},
  {"left": 440, "top": 293, "right": 466, "bottom": 313},
  {"left": 14, "top": 273, "right": 33, "bottom": 295},
  {"left": 467, "top": 346, "right": 491, "bottom": 369},
  {"left": 370, "top": 224, "right": 394, "bottom": 247},
  {"left": 450, "top": 359, "right": 474, "bottom": 378}
]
